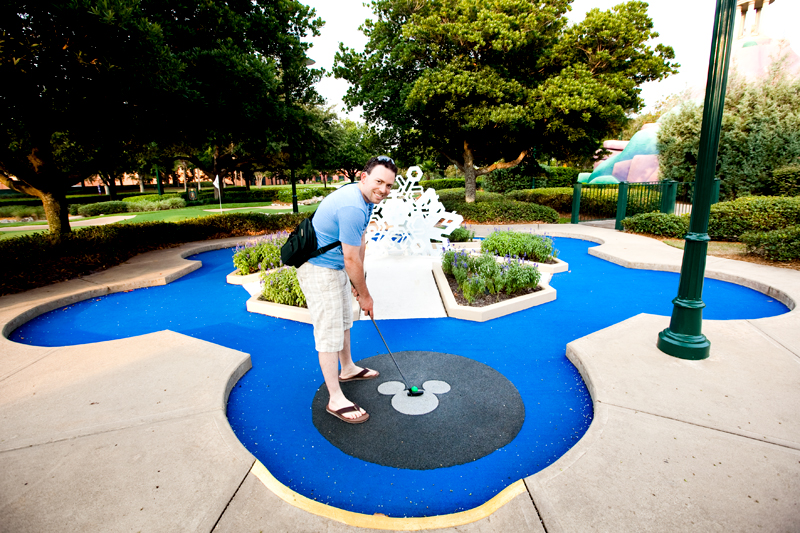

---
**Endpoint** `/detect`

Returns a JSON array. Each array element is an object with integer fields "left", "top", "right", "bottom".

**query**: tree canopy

[
  {"left": 0, "top": 0, "right": 322, "bottom": 235},
  {"left": 335, "top": 0, "right": 678, "bottom": 201},
  {"left": 657, "top": 65, "right": 800, "bottom": 199}
]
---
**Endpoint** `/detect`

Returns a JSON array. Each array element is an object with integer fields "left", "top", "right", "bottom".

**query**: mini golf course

[{"left": 9, "top": 237, "right": 789, "bottom": 518}]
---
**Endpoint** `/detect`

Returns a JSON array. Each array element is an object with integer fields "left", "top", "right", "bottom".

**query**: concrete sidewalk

[{"left": 1, "top": 226, "right": 798, "bottom": 532}]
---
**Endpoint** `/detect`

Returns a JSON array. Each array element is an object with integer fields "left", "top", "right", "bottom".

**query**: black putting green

[{"left": 312, "top": 351, "right": 525, "bottom": 470}]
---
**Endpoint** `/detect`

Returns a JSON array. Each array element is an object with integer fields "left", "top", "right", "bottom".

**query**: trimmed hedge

[
  {"left": 506, "top": 188, "right": 574, "bottom": 213},
  {"left": 742, "top": 225, "right": 800, "bottom": 261},
  {"left": 542, "top": 166, "right": 588, "bottom": 188},
  {"left": 621, "top": 212, "right": 689, "bottom": 237},
  {"left": 123, "top": 193, "right": 181, "bottom": 203},
  {"left": 770, "top": 166, "right": 800, "bottom": 196},
  {"left": 419, "top": 178, "right": 485, "bottom": 191},
  {"left": 708, "top": 196, "right": 800, "bottom": 241},
  {"left": 0, "top": 212, "right": 308, "bottom": 296},
  {"left": 77, "top": 201, "right": 129, "bottom": 217},
  {"left": 440, "top": 195, "right": 559, "bottom": 223}
]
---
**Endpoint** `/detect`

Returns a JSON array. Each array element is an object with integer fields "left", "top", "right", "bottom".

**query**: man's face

[{"left": 360, "top": 165, "right": 395, "bottom": 204}]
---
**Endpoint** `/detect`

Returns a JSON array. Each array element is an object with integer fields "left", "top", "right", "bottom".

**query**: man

[{"left": 296, "top": 156, "right": 397, "bottom": 424}]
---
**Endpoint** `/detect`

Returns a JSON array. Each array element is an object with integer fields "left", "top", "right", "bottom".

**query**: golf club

[{"left": 369, "top": 314, "right": 423, "bottom": 396}]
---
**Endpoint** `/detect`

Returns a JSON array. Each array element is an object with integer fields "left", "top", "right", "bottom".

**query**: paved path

[
  {"left": 1, "top": 226, "right": 798, "bottom": 532},
  {"left": 0, "top": 215, "right": 136, "bottom": 232}
]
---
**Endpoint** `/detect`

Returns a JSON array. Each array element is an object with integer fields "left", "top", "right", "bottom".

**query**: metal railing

[{"left": 570, "top": 179, "right": 719, "bottom": 228}]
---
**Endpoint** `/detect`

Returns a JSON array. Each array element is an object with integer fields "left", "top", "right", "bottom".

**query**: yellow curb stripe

[{"left": 250, "top": 460, "right": 526, "bottom": 530}]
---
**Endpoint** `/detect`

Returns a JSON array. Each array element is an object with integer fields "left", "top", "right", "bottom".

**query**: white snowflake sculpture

[{"left": 367, "top": 166, "right": 463, "bottom": 256}]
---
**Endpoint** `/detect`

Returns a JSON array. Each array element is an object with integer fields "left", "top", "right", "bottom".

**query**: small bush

[
  {"left": 260, "top": 267, "right": 306, "bottom": 307},
  {"left": 0, "top": 205, "right": 46, "bottom": 219},
  {"left": 441, "top": 249, "right": 541, "bottom": 304},
  {"left": 419, "top": 178, "right": 485, "bottom": 191},
  {"left": 621, "top": 212, "right": 689, "bottom": 237},
  {"left": 480, "top": 230, "right": 559, "bottom": 262},
  {"left": 770, "top": 166, "right": 800, "bottom": 196},
  {"left": 77, "top": 201, "right": 129, "bottom": 217},
  {"left": 123, "top": 193, "right": 181, "bottom": 203},
  {"left": 483, "top": 163, "right": 541, "bottom": 194},
  {"left": 276, "top": 188, "right": 320, "bottom": 203},
  {"left": 232, "top": 232, "right": 288, "bottom": 275},
  {"left": 439, "top": 189, "right": 559, "bottom": 223},
  {"left": 506, "top": 188, "right": 574, "bottom": 213},
  {"left": 742, "top": 225, "right": 800, "bottom": 261},
  {"left": 708, "top": 196, "right": 800, "bottom": 241},
  {"left": 446, "top": 226, "right": 474, "bottom": 242},
  {"left": 0, "top": 212, "right": 309, "bottom": 295},
  {"left": 542, "top": 166, "right": 587, "bottom": 188}
]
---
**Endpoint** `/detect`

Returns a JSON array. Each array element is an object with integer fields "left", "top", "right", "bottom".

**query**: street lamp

[{"left": 657, "top": 0, "right": 737, "bottom": 360}]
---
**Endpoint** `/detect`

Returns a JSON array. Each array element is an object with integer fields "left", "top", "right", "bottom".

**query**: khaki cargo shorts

[{"left": 296, "top": 262, "right": 353, "bottom": 353}]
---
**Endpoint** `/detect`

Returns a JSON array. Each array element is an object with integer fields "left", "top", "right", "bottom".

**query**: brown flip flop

[
  {"left": 338, "top": 368, "right": 380, "bottom": 382},
  {"left": 326, "top": 403, "right": 369, "bottom": 424}
]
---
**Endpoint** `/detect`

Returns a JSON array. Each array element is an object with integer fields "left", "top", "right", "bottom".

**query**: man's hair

[{"left": 363, "top": 155, "right": 398, "bottom": 176}]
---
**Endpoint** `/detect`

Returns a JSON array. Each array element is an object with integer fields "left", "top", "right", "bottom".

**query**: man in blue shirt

[{"left": 296, "top": 156, "right": 397, "bottom": 424}]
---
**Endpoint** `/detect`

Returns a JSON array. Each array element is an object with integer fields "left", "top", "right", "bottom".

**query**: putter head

[{"left": 407, "top": 387, "right": 424, "bottom": 397}]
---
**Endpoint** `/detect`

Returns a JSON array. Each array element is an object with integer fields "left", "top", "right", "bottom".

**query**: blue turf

[{"left": 9, "top": 238, "right": 789, "bottom": 517}]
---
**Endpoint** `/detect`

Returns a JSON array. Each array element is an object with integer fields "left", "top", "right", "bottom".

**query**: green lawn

[{"left": 0, "top": 202, "right": 317, "bottom": 240}]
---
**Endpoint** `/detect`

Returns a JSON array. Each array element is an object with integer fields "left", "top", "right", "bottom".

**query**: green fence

[{"left": 570, "top": 179, "right": 719, "bottom": 228}]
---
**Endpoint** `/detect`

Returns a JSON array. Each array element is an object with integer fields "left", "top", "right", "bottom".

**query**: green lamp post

[{"left": 657, "top": 0, "right": 737, "bottom": 360}]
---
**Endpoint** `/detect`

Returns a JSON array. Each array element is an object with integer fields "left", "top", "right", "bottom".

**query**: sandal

[
  {"left": 326, "top": 403, "right": 369, "bottom": 424},
  {"left": 338, "top": 368, "right": 380, "bottom": 382}
]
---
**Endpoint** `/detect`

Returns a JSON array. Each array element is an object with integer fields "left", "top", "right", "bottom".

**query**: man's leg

[
  {"left": 337, "top": 329, "right": 379, "bottom": 380},
  {"left": 319, "top": 332, "right": 366, "bottom": 420}
]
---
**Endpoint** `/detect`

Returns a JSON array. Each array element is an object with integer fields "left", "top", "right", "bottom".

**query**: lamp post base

[{"left": 657, "top": 328, "right": 710, "bottom": 360}]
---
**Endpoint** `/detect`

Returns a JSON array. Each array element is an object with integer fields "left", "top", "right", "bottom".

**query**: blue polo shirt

[{"left": 308, "top": 183, "right": 373, "bottom": 270}]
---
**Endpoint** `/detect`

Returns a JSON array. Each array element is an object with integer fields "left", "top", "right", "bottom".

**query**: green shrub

[
  {"left": 483, "top": 163, "right": 541, "bottom": 194},
  {"left": 123, "top": 193, "right": 181, "bottom": 203},
  {"left": 480, "top": 230, "right": 558, "bottom": 262},
  {"left": 742, "top": 225, "right": 800, "bottom": 261},
  {"left": 0, "top": 212, "right": 309, "bottom": 296},
  {"left": 232, "top": 232, "right": 288, "bottom": 275},
  {"left": 542, "top": 166, "right": 587, "bottom": 188},
  {"left": 260, "top": 267, "right": 306, "bottom": 307},
  {"left": 770, "top": 166, "right": 800, "bottom": 196},
  {"left": 441, "top": 249, "right": 541, "bottom": 304},
  {"left": 506, "top": 188, "right": 573, "bottom": 213},
  {"left": 621, "top": 212, "right": 689, "bottom": 237},
  {"left": 276, "top": 188, "right": 320, "bottom": 203},
  {"left": 708, "top": 196, "right": 800, "bottom": 241},
  {"left": 125, "top": 198, "right": 186, "bottom": 212},
  {"left": 0, "top": 205, "right": 46, "bottom": 219},
  {"left": 438, "top": 189, "right": 558, "bottom": 223},
  {"left": 446, "top": 226, "right": 474, "bottom": 242},
  {"left": 77, "top": 201, "right": 129, "bottom": 217}
]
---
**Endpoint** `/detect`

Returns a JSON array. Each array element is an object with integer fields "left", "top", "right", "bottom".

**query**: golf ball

[{"left": 411, "top": 386, "right": 418, "bottom": 393}]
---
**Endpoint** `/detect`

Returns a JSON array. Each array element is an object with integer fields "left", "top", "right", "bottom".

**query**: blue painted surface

[{"left": 9, "top": 238, "right": 789, "bottom": 517}]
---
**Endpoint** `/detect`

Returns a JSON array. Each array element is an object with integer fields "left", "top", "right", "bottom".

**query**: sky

[{"left": 301, "top": 0, "right": 800, "bottom": 120}]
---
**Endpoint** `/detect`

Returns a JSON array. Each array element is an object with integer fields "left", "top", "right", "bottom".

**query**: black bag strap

[{"left": 306, "top": 180, "right": 362, "bottom": 259}]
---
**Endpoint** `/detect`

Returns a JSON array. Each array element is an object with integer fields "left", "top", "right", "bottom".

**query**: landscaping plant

[
  {"left": 741, "top": 225, "right": 800, "bottom": 262},
  {"left": 260, "top": 267, "right": 306, "bottom": 307},
  {"left": 480, "top": 231, "right": 558, "bottom": 263},
  {"left": 446, "top": 226, "right": 475, "bottom": 243},
  {"left": 441, "top": 249, "right": 541, "bottom": 304},
  {"left": 621, "top": 212, "right": 689, "bottom": 238},
  {"left": 232, "top": 232, "right": 288, "bottom": 275}
]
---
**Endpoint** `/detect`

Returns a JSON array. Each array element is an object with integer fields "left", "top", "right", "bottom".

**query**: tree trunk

[
  {"left": 139, "top": 178, "right": 145, "bottom": 192},
  {"left": 40, "top": 190, "right": 70, "bottom": 239},
  {"left": 463, "top": 141, "right": 477, "bottom": 203},
  {"left": 106, "top": 173, "right": 118, "bottom": 200}
]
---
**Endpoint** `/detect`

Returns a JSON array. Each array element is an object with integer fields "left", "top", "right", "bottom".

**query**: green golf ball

[{"left": 410, "top": 386, "right": 419, "bottom": 393}]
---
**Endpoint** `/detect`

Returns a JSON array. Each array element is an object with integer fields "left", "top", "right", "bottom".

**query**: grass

[
  {"left": 660, "top": 237, "right": 800, "bottom": 271},
  {"left": 0, "top": 202, "right": 317, "bottom": 240}
]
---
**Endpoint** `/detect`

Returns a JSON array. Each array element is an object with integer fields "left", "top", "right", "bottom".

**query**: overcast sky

[{"left": 301, "top": 0, "right": 800, "bottom": 120}]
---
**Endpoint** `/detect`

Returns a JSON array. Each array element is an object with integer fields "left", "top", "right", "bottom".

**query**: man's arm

[{"left": 343, "top": 234, "right": 372, "bottom": 316}]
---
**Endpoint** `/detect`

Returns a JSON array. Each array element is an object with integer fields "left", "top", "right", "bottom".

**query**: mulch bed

[{"left": 445, "top": 273, "right": 542, "bottom": 307}]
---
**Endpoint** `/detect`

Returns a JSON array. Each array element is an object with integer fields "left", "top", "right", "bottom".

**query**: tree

[
  {"left": 139, "top": 0, "right": 324, "bottom": 201},
  {"left": 0, "top": 0, "right": 183, "bottom": 237},
  {"left": 657, "top": 64, "right": 800, "bottom": 199},
  {"left": 335, "top": 0, "right": 677, "bottom": 202},
  {"left": 328, "top": 120, "right": 388, "bottom": 180}
]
